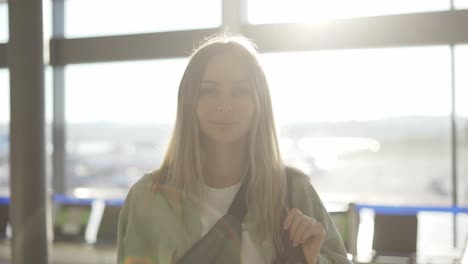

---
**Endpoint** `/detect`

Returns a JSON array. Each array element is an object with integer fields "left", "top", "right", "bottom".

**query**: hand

[{"left": 283, "top": 208, "right": 326, "bottom": 264}]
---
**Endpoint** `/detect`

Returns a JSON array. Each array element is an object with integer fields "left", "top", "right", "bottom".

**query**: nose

[
  {"left": 215, "top": 91, "right": 235, "bottom": 112},
  {"left": 216, "top": 104, "right": 233, "bottom": 112}
]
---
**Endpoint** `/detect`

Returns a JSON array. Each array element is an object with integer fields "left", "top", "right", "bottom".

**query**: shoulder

[
  {"left": 129, "top": 170, "right": 158, "bottom": 193},
  {"left": 126, "top": 169, "right": 182, "bottom": 215},
  {"left": 123, "top": 170, "right": 160, "bottom": 205},
  {"left": 284, "top": 166, "right": 324, "bottom": 214},
  {"left": 285, "top": 166, "right": 309, "bottom": 180},
  {"left": 285, "top": 165, "right": 312, "bottom": 190}
]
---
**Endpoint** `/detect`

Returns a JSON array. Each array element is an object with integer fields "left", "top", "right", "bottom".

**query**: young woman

[{"left": 117, "top": 34, "right": 350, "bottom": 264}]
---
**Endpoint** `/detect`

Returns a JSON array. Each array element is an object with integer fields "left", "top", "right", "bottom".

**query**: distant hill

[
  {"left": 280, "top": 116, "right": 468, "bottom": 145},
  {"left": 0, "top": 116, "right": 467, "bottom": 145}
]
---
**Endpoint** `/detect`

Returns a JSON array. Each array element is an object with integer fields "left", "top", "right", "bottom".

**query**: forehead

[{"left": 202, "top": 54, "right": 248, "bottom": 81}]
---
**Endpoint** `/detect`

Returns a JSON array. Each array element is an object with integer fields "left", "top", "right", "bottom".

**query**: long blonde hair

[{"left": 152, "top": 33, "right": 288, "bottom": 252}]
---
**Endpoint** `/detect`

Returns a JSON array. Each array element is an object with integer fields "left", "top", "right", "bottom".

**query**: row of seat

[
  {"left": 0, "top": 195, "right": 122, "bottom": 245},
  {"left": 1, "top": 196, "right": 465, "bottom": 264},
  {"left": 330, "top": 203, "right": 418, "bottom": 263}
]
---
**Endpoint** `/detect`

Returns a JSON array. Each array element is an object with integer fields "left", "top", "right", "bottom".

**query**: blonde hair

[{"left": 152, "top": 33, "right": 288, "bottom": 252}]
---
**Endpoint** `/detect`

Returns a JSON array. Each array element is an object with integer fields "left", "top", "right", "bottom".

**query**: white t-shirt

[{"left": 200, "top": 180, "right": 272, "bottom": 263}]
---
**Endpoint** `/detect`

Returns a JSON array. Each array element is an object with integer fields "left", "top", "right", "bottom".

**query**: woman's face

[{"left": 196, "top": 54, "right": 255, "bottom": 144}]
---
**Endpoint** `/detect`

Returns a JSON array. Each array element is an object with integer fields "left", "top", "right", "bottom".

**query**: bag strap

[
  {"left": 226, "top": 167, "right": 250, "bottom": 221},
  {"left": 177, "top": 168, "right": 306, "bottom": 264},
  {"left": 176, "top": 168, "right": 250, "bottom": 264}
]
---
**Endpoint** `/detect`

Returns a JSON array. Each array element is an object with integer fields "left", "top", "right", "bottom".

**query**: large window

[
  {"left": 0, "top": 70, "right": 9, "bottom": 192},
  {"left": 65, "top": 0, "right": 222, "bottom": 38},
  {"left": 62, "top": 47, "right": 457, "bottom": 207},
  {"left": 260, "top": 46, "right": 452, "bottom": 206},
  {"left": 0, "top": 3, "right": 7, "bottom": 43},
  {"left": 65, "top": 59, "right": 186, "bottom": 194},
  {"left": 248, "top": 0, "right": 450, "bottom": 24}
]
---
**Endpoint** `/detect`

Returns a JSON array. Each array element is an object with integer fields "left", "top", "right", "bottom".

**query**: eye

[
  {"left": 232, "top": 85, "right": 252, "bottom": 96},
  {"left": 199, "top": 86, "right": 217, "bottom": 95}
]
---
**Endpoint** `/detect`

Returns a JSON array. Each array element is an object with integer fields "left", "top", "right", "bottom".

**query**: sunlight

[
  {"left": 261, "top": 46, "right": 451, "bottom": 124},
  {"left": 0, "top": 4, "right": 7, "bottom": 43},
  {"left": 248, "top": 0, "right": 449, "bottom": 24},
  {"left": 456, "top": 46, "right": 468, "bottom": 118},
  {"left": 65, "top": 0, "right": 221, "bottom": 38},
  {"left": 65, "top": 59, "right": 185, "bottom": 124}
]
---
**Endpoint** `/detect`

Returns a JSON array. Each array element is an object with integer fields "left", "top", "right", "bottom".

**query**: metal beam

[
  {"left": 50, "top": 28, "right": 220, "bottom": 65},
  {"left": 49, "top": 10, "right": 468, "bottom": 65},
  {"left": 222, "top": 0, "right": 247, "bottom": 33},
  {"left": 450, "top": 45, "right": 458, "bottom": 248},
  {"left": 8, "top": 0, "right": 49, "bottom": 263},
  {"left": 243, "top": 9, "right": 468, "bottom": 52},
  {"left": 52, "top": 0, "right": 66, "bottom": 195},
  {"left": 0, "top": 43, "right": 6, "bottom": 68}
]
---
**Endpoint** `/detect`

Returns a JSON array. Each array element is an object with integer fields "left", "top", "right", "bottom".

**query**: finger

[
  {"left": 298, "top": 223, "right": 314, "bottom": 245},
  {"left": 284, "top": 208, "right": 300, "bottom": 230},
  {"left": 288, "top": 211, "right": 305, "bottom": 242},
  {"left": 284, "top": 208, "right": 299, "bottom": 230},
  {"left": 295, "top": 217, "right": 317, "bottom": 245},
  {"left": 292, "top": 218, "right": 310, "bottom": 246},
  {"left": 300, "top": 222, "right": 326, "bottom": 244}
]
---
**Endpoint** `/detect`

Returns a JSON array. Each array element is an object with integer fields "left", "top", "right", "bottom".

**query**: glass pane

[
  {"left": 417, "top": 212, "right": 453, "bottom": 254},
  {"left": 65, "top": 59, "right": 186, "bottom": 196},
  {"left": 0, "top": 69, "right": 52, "bottom": 192},
  {"left": 456, "top": 45, "right": 468, "bottom": 207},
  {"left": 260, "top": 46, "right": 452, "bottom": 206},
  {"left": 248, "top": 0, "right": 450, "bottom": 24},
  {"left": 65, "top": 0, "right": 221, "bottom": 38},
  {"left": 455, "top": 0, "right": 468, "bottom": 9},
  {"left": 0, "top": 3, "right": 8, "bottom": 43},
  {"left": 458, "top": 213, "right": 468, "bottom": 247},
  {"left": 0, "top": 70, "right": 8, "bottom": 192}
]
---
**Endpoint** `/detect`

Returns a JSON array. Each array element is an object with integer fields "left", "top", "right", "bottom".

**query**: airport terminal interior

[{"left": 1, "top": 0, "right": 468, "bottom": 263}]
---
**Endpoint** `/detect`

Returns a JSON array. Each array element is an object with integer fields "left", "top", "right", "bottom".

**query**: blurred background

[{"left": 1, "top": 0, "right": 468, "bottom": 263}]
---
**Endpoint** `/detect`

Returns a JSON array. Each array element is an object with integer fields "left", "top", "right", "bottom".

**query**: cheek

[
  {"left": 238, "top": 102, "right": 255, "bottom": 130},
  {"left": 196, "top": 99, "right": 216, "bottom": 126},
  {"left": 240, "top": 99, "right": 255, "bottom": 120},
  {"left": 196, "top": 99, "right": 208, "bottom": 119}
]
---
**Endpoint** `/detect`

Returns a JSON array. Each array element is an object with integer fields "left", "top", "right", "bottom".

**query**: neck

[{"left": 202, "top": 139, "right": 248, "bottom": 188}]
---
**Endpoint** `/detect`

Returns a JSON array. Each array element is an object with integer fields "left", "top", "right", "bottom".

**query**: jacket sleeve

[
  {"left": 288, "top": 168, "right": 352, "bottom": 264},
  {"left": 117, "top": 185, "right": 134, "bottom": 264},
  {"left": 116, "top": 176, "right": 168, "bottom": 264}
]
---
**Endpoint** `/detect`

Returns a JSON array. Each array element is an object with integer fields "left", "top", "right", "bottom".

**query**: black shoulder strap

[
  {"left": 177, "top": 169, "right": 306, "bottom": 264},
  {"left": 176, "top": 169, "right": 250, "bottom": 264},
  {"left": 226, "top": 168, "right": 250, "bottom": 221}
]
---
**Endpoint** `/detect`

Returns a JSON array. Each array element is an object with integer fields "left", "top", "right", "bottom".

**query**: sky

[
  {"left": 1, "top": 45, "right": 468, "bottom": 125},
  {"left": 1, "top": 1, "right": 468, "bottom": 124}
]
